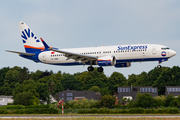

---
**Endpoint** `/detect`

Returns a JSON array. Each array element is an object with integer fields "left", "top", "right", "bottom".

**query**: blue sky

[{"left": 1, "top": 0, "right": 180, "bottom": 78}]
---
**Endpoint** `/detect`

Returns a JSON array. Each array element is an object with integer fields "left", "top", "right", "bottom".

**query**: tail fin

[{"left": 18, "top": 22, "right": 45, "bottom": 53}]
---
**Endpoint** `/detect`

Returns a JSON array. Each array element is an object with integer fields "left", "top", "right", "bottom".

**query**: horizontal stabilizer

[{"left": 6, "top": 50, "right": 35, "bottom": 56}]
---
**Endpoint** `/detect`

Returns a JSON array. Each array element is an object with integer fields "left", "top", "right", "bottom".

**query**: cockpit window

[{"left": 161, "top": 47, "right": 170, "bottom": 50}]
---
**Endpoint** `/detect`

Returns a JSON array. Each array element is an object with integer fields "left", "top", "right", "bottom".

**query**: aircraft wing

[
  {"left": 6, "top": 50, "right": 35, "bottom": 56},
  {"left": 49, "top": 48, "right": 97, "bottom": 62}
]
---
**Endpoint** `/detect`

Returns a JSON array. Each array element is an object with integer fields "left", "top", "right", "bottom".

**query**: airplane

[{"left": 6, "top": 22, "right": 176, "bottom": 72}]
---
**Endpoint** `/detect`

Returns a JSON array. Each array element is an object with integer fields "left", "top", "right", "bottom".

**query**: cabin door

[
  {"left": 42, "top": 53, "right": 46, "bottom": 61},
  {"left": 152, "top": 46, "right": 156, "bottom": 55}
]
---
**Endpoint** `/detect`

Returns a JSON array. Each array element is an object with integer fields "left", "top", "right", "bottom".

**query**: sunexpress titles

[{"left": 117, "top": 45, "right": 148, "bottom": 51}]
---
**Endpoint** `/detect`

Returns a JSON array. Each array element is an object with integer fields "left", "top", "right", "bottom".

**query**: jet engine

[{"left": 97, "top": 56, "right": 116, "bottom": 66}]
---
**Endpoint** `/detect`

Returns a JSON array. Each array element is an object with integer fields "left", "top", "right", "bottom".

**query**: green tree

[
  {"left": 76, "top": 68, "right": 107, "bottom": 90},
  {"left": 100, "top": 94, "right": 116, "bottom": 108},
  {"left": 39, "top": 70, "right": 51, "bottom": 79},
  {"left": 169, "top": 99, "right": 179, "bottom": 107},
  {"left": 61, "top": 73, "right": 81, "bottom": 91},
  {"left": 37, "top": 76, "right": 51, "bottom": 84},
  {"left": 50, "top": 71, "right": 62, "bottom": 84},
  {"left": 76, "top": 72, "right": 93, "bottom": 90},
  {"left": 100, "top": 87, "right": 110, "bottom": 96},
  {"left": 0, "top": 84, "right": 12, "bottom": 95},
  {"left": 22, "top": 80, "right": 39, "bottom": 98},
  {"left": 133, "top": 93, "right": 156, "bottom": 108},
  {"left": 107, "top": 72, "right": 126, "bottom": 94},
  {"left": 30, "top": 70, "right": 43, "bottom": 81},
  {"left": 88, "top": 86, "right": 100, "bottom": 92},
  {"left": 135, "top": 72, "right": 148, "bottom": 86},
  {"left": 13, "top": 83, "right": 23, "bottom": 96},
  {"left": 36, "top": 82, "right": 50, "bottom": 104},
  {"left": 14, "top": 91, "right": 39, "bottom": 106},
  {"left": 0, "top": 67, "right": 10, "bottom": 87},
  {"left": 13, "top": 80, "right": 39, "bottom": 105},
  {"left": 47, "top": 78, "right": 56, "bottom": 94},
  {"left": 154, "top": 95, "right": 166, "bottom": 107},
  {"left": 168, "top": 95, "right": 180, "bottom": 107},
  {"left": 4, "top": 70, "right": 19, "bottom": 89},
  {"left": 48, "top": 71, "right": 63, "bottom": 95},
  {"left": 108, "top": 72, "right": 126, "bottom": 86},
  {"left": 18, "top": 67, "right": 30, "bottom": 83},
  {"left": 146, "top": 67, "right": 167, "bottom": 86},
  {"left": 85, "top": 78, "right": 105, "bottom": 90},
  {"left": 153, "top": 67, "right": 180, "bottom": 95},
  {"left": 126, "top": 74, "right": 138, "bottom": 86},
  {"left": 53, "top": 81, "right": 63, "bottom": 95},
  {"left": 165, "top": 94, "right": 175, "bottom": 107},
  {"left": 89, "top": 68, "right": 108, "bottom": 83}
]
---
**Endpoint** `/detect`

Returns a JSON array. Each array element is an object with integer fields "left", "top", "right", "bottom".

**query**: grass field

[{"left": 0, "top": 117, "right": 180, "bottom": 120}]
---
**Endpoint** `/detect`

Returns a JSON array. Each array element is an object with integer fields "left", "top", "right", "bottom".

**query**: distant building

[
  {"left": 54, "top": 90, "right": 101, "bottom": 102},
  {"left": 117, "top": 86, "right": 158, "bottom": 101},
  {"left": 0, "top": 96, "right": 13, "bottom": 106},
  {"left": 165, "top": 86, "right": 180, "bottom": 97}
]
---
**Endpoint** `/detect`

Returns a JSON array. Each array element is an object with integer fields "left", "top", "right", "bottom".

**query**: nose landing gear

[
  {"left": 158, "top": 60, "right": 162, "bottom": 68},
  {"left": 157, "top": 65, "right": 162, "bottom": 68}
]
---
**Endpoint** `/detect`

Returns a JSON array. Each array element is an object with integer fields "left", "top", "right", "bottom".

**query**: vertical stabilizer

[{"left": 18, "top": 22, "right": 44, "bottom": 53}]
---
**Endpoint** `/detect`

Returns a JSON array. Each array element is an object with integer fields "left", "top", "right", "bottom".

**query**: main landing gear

[
  {"left": 87, "top": 66, "right": 94, "bottom": 71},
  {"left": 97, "top": 67, "right": 103, "bottom": 72},
  {"left": 87, "top": 66, "right": 104, "bottom": 72}
]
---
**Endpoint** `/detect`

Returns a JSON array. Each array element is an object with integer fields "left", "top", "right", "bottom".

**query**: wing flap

[{"left": 6, "top": 50, "right": 35, "bottom": 56}]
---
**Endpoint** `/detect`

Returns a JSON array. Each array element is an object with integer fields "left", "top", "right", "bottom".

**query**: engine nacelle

[
  {"left": 115, "top": 62, "right": 131, "bottom": 68},
  {"left": 97, "top": 56, "right": 116, "bottom": 66}
]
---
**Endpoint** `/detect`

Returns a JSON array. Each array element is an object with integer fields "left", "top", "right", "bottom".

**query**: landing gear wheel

[
  {"left": 87, "top": 66, "right": 94, "bottom": 71},
  {"left": 157, "top": 65, "right": 162, "bottom": 68},
  {"left": 97, "top": 67, "right": 104, "bottom": 72}
]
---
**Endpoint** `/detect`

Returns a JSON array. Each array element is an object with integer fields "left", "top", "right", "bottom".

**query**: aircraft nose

[{"left": 171, "top": 50, "right": 176, "bottom": 57}]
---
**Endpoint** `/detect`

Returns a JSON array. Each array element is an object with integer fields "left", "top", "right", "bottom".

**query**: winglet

[{"left": 40, "top": 38, "right": 50, "bottom": 49}]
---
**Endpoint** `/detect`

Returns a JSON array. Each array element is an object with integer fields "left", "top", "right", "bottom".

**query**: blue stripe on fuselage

[
  {"left": 47, "top": 57, "right": 170, "bottom": 66},
  {"left": 116, "top": 57, "right": 170, "bottom": 63},
  {"left": 20, "top": 54, "right": 169, "bottom": 66}
]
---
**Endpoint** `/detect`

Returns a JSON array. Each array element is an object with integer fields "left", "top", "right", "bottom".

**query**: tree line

[{"left": 0, "top": 66, "right": 180, "bottom": 105}]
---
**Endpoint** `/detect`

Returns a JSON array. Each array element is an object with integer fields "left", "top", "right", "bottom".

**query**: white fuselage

[{"left": 38, "top": 44, "right": 176, "bottom": 66}]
